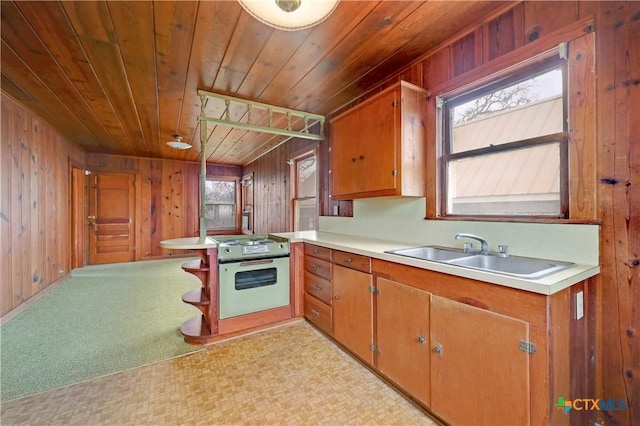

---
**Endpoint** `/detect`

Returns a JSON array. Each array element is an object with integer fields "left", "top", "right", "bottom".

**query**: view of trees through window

[
  {"left": 204, "top": 179, "right": 237, "bottom": 229},
  {"left": 444, "top": 65, "right": 566, "bottom": 216}
]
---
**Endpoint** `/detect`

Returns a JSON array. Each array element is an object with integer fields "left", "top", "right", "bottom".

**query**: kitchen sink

[
  {"left": 385, "top": 245, "right": 574, "bottom": 279},
  {"left": 385, "top": 246, "right": 471, "bottom": 262},
  {"left": 447, "top": 254, "right": 574, "bottom": 279}
]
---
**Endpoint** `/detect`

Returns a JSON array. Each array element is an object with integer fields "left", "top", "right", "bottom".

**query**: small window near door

[
  {"left": 291, "top": 152, "right": 318, "bottom": 231},
  {"left": 205, "top": 178, "right": 239, "bottom": 230},
  {"left": 439, "top": 58, "right": 568, "bottom": 218}
]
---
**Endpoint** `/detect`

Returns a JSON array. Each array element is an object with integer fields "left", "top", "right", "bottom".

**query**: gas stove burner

[{"left": 212, "top": 234, "right": 290, "bottom": 262}]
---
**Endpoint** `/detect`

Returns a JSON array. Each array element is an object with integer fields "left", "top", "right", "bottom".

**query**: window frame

[
  {"left": 438, "top": 56, "right": 570, "bottom": 219},
  {"left": 203, "top": 176, "right": 241, "bottom": 234},
  {"left": 289, "top": 145, "right": 319, "bottom": 232}
]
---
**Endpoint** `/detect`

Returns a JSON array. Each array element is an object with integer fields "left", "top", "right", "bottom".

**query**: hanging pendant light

[
  {"left": 166, "top": 135, "right": 192, "bottom": 150},
  {"left": 238, "top": 0, "right": 339, "bottom": 31}
]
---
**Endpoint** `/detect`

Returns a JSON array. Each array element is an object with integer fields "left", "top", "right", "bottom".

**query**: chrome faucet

[{"left": 455, "top": 233, "right": 489, "bottom": 255}]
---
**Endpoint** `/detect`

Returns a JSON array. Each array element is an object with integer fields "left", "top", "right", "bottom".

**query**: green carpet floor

[{"left": 1, "top": 258, "right": 205, "bottom": 402}]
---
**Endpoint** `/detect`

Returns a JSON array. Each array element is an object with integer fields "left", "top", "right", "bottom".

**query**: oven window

[{"left": 235, "top": 268, "right": 277, "bottom": 290}]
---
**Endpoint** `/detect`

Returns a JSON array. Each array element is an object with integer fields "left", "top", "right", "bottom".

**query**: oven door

[{"left": 218, "top": 256, "right": 290, "bottom": 319}]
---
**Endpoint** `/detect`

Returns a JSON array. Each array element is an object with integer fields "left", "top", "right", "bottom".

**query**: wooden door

[
  {"left": 332, "top": 264, "right": 374, "bottom": 365},
  {"left": 430, "top": 295, "right": 530, "bottom": 426},
  {"left": 88, "top": 171, "right": 136, "bottom": 264},
  {"left": 376, "top": 277, "right": 431, "bottom": 405}
]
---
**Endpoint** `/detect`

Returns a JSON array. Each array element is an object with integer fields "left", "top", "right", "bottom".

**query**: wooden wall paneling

[
  {"left": 1, "top": 96, "right": 13, "bottom": 314},
  {"left": 450, "top": 30, "right": 478, "bottom": 78},
  {"left": 184, "top": 162, "right": 200, "bottom": 239},
  {"left": 29, "top": 117, "right": 40, "bottom": 295},
  {"left": 1, "top": 95, "right": 77, "bottom": 317},
  {"left": 596, "top": 2, "right": 640, "bottom": 424},
  {"left": 568, "top": 32, "right": 597, "bottom": 220},
  {"left": 10, "top": 102, "right": 27, "bottom": 309},
  {"left": 149, "top": 158, "right": 164, "bottom": 257},
  {"left": 484, "top": 4, "right": 524, "bottom": 63},
  {"left": 523, "top": 1, "right": 579, "bottom": 45},
  {"left": 21, "top": 108, "right": 32, "bottom": 303}
]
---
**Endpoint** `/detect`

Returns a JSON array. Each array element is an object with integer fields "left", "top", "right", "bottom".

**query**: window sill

[{"left": 426, "top": 215, "right": 601, "bottom": 225}]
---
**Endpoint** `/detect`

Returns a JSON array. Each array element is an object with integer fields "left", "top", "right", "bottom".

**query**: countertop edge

[{"left": 275, "top": 231, "right": 600, "bottom": 295}]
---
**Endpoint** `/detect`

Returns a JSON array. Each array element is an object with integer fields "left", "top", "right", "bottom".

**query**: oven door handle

[{"left": 238, "top": 259, "right": 275, "bottom": 267}]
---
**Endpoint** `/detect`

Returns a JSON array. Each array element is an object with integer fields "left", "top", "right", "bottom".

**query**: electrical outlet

[{"left": 576, "top": 291, "right": 584, "bottom": 320}]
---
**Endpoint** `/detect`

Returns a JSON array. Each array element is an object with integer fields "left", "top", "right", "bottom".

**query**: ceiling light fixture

[
  {"left": 166, "top": 135, "right": 192, "bottom": 150},
  {"left": 238, "top": 0, "right": 339, "bottom": 31}
]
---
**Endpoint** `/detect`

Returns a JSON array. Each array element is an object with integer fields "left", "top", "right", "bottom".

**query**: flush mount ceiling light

[
  {"left": 238, "top": 0, "right": 339, "bottom": 31},
  {"left": 166, "top": 135, "right": 192, "bottom": 150}
]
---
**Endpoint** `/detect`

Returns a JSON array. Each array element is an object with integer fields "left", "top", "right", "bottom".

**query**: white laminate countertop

[
  {"left": 273, "top": 230, "right": 600, "bottom": 295},
  {"left": 160, "top": 237, "right": 217, "bottom": 250}
]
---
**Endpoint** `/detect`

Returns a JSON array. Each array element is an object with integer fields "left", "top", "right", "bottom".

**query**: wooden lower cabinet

[
  {"left": 332, "top": 264, "right": 374, "bottom": 365},
  {"left": 430, "top": 295, "right": 530, "bottom": 426},
  {"left": 376, "top": 277, "right": 431, "bottom": 405},
  {"left": 301, "top": 249, "right": 583, "bottom": 425}
]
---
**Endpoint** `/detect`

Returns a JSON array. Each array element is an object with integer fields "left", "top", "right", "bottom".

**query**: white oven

[{"left": 214, "top": 235, "right": 290, "bottom": 320}]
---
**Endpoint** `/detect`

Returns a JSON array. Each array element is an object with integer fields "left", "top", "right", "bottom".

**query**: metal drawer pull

[
  {"left": 417, "top": 336, "right": 425, "bottom": 344},
  {"left": 434, "top": 345, "right": 442, "bottom": 354},
  {"left": 312, "top": 285, "right": 322, "bottom": 291},
  {"left": 310, "top": 309, "right": 320, "bottom": 316},
  {"left": 345, "top": 257, "right": 352, "bottom": 263},
  {"left": 312, "top": 264, "right": 320, "bottom": 269}
]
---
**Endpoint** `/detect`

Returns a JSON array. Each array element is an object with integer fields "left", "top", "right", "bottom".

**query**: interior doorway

[{"left": 88, "top": 171, "right": 136, "bottom": 264}]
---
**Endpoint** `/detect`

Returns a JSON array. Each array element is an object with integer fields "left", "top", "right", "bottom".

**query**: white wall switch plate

[{"left": 576, "top": 291, "right": 584, "bottom": 320}]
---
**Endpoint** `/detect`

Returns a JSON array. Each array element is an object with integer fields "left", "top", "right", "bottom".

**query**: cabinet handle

[
  {"left": 351, "top": 157, "right": 356, "bottom": 162},
  {"left": 312, "top": 264, "right": 320, "bottom": 269},
  {"left": 345, "top": 257, "right": 352, "bottom": 263},
  {"left": 312, "top": 285, "right": 322, "bottom": 292},
  {"left": 313, "top": 249, "right": 319, "bottom": 253},
  {"left": 359, "top": 155, "right": 364, "bottom": 160},
  {"left": 417, "top": 336, "right": 425, "bottom": 344},
  {"left": 434, "top": 345, "right": 442, "bottom": 354},
  {"left": 310, "top": 309, "right": 320, "bottom": 316},
  {"left": 334, "top": 295, "right": 340, "bottom": 300}
]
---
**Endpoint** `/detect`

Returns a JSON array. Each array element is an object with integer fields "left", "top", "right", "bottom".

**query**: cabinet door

[
  {"left": 430, "top": 295, "right": 530, "bottom": 426},
  {"left": 355, "top": 89, "right": 398, "bottom": 195},
  {"left": 332, "top": 264, "right": 374, "bottom": 365},
  {"left": 376, "top": 277, "right": 430, "bottom": 405},
  {"left": 331, "top": 112, "right": 361, "bottom": 197}
]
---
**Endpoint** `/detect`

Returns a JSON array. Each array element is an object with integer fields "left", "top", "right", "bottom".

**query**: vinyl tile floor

[{"left": 1, "top": 320, "right": 439, "bottom": 426}]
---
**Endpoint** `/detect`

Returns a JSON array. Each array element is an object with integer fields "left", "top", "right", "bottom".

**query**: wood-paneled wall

[
  {"left": 1, "top": 94, "right": 85, "bottom": 316},
  {"left": 243, "top": 138, "right": 319, "bottom": 234},
  {"left": 85, "top": 154, "right": 242, "bottom": 258}
]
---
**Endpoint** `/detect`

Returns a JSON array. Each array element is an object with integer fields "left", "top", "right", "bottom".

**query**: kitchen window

[
  {"left": 439, "top": 57, "right": 568, "bottom": 218},
  {"left": 290, "top": 149, "right": 318, "bottom": 231},
  {"left": 204, "top": 177, "right": 240, "bottom": 231}
]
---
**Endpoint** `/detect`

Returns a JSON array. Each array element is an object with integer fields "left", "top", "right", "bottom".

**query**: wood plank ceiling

[{"left": 1, "top": 0, "right": 510, "bottom": 165}]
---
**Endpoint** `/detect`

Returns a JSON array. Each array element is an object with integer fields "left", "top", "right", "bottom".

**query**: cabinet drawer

[
  {"left": 304, "top": 271, "right": 332, "bottom": 305},
  {"left": 333, "top": 250, "right": 371, "bottom": 273},
  {"left": 304, "top": 244, "right": 332, "bottom": 261},
  {"left": 304, "top": 292, "right": 332, "bottom": 335},
  {"left": 304, "top": 256, "right": 332, "bottom": 280}
]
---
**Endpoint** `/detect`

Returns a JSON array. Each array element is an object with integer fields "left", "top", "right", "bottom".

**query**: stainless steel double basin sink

[{"left": 385, "top": 245, "right": 574, "bottom": 279}]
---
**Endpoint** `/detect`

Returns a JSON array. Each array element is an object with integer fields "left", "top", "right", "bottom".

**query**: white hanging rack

[{"left": 197, "top": 89, "right": 325, "bottom": 141}]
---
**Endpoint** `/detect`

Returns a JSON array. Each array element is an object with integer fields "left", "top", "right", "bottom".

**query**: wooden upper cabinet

[{"left": 330, "top": 81, "right": 428, "bottom": 200}]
